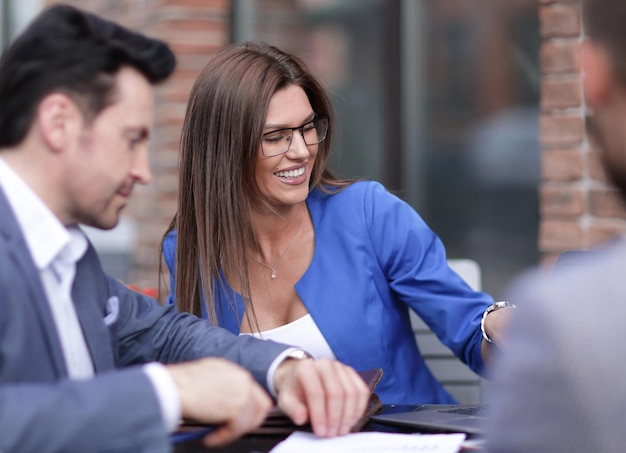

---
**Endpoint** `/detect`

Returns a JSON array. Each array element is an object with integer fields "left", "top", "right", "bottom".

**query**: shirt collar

[{"left": 0, "top": 157, "right": 87, "bottom": 270}]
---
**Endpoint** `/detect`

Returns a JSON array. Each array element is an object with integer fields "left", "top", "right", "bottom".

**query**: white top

[{"left": 241, "top": 314, "right": 336, "bottom": 360}]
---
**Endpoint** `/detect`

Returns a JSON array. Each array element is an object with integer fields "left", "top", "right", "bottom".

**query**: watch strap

[{"left": 481, "top": 300, "right": 516, "bottom": 343}]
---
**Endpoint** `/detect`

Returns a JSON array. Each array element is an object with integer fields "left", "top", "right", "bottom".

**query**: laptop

[
  {"left": 553, "top": 250, "right": 599, "bottom": 274},
  {"left": 370, "top": 403, "right": 489, "bottom": 435}
]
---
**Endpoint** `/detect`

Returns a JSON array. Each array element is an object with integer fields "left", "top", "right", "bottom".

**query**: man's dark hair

[
  {"left": 584, "top": 0, "right": 626, "bottom": 85},
  {"left": 0, "top": 4, "right": 176, "bottom": 147}
]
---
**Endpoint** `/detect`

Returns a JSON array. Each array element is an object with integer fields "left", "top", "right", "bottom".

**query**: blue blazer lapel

[
  {"left": 72, "top": 246, "right": 116, "bottom": 373},
  {"left": 0, "top": 187, "right": 68, "bottom": 377}
]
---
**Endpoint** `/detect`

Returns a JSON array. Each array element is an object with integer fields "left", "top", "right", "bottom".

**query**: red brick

[
  {"left": 541, "top": 41, "right": 580, "bottom": 74},
  {"left": 541, "top": 149, "right": 583, "bottom": 181},
  {"left": 151, "top": 153, "right": 180, "bottom": 172},
  {"left": 152, "top": 172, "right": 180, "bottom": 197},
  {"left": 169, "top": 42, "right": 224, "bottom": 56},
  {"left": 160, "top": 76, "right": 197, "bottom": 103},
  {"left": 164, "top": 27, "right": 227, "bottom": 48},
  {"left": 539, "top": 4, "right": 581, "bottom": 38},
  {"left": 541, "top": 77, "right": 581, "bottom": 109},
  {"left": 173, "top": 54, "right": 216, "bottom": 72},
  {"left": 589, "top": 189, "right": 626, "bottom": 219},
  {"left": 540, "top": 185, "right": 584, "bottom": 216},
  {"left": 586, "top": 220, "right": 626, "bottom": 248},
  {"left": 539, "top": 219, "right": 583, "bottom": 252},
  {"left": 539, "top": 0, "right": 577, "bottom": 3},
  {"left": 162, "top": 0, "right": 229, "bottom": 8},
  {"left": 540, "top": 115, "right": 584, "bottom": 146}
]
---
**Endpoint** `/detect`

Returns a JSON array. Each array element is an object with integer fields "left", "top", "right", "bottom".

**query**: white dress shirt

[{"left": 0, "top": 158, "right": 94, "bottom": 379}]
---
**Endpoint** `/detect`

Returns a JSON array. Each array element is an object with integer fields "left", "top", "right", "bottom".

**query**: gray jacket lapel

[
  {"left": 72, "top": 242, "right": 116, "bottom": 372},
  {"left": 0, "top": 187, "right": 67, "bottom": 377}
]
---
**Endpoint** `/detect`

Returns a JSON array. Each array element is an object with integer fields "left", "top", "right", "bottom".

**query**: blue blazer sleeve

[
  {"left": 162, "top": 230, "right": 177, "bottom": 306},
  {"left": 363, "top": 182, "right": 490, "bottom": 373}
]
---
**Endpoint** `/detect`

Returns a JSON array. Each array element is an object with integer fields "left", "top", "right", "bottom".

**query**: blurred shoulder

[{"left": 505, "top": 240, "right": 626, "bottom": 322}]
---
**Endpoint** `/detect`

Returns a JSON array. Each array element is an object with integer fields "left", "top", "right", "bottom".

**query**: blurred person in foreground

[
  {"left": 162, "top": 41, "right": 515, "bottom": 406},
  {"left": 0, "top": 5, "right": 368, "bottom": 453},
  {"left": 485, "top": 0, "right": 626, "bottom": 451}
]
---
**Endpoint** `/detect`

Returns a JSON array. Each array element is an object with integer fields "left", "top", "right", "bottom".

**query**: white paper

[{"left": 269, "top": 431, "right": 466, "bottom": 453}]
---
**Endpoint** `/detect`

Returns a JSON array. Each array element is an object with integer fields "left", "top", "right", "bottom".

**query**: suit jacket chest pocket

[{"left": 104, "top": 296, "right": 120, "bottom": 364}]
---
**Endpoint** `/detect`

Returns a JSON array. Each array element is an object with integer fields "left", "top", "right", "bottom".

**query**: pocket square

[{"left": 104, "top": 296, "right": 119, "bottom": 326}]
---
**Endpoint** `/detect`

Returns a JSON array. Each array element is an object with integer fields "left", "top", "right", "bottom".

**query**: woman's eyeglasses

[{"left": 261, "top": 115, "right": 329, "bottom": 157}]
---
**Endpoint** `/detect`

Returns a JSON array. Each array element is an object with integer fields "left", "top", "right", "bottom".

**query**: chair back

[{"left": 410, "top": 259, "right": 483, "bottom": 404}]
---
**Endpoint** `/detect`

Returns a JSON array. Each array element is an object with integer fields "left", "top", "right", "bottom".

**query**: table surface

[{"left": 173, "top": 420, "right": 456, "bottom": 453}]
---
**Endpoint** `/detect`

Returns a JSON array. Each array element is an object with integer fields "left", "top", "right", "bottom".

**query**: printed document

[{"left": 270, "top": 431, "right": 466, "bottom": 453}]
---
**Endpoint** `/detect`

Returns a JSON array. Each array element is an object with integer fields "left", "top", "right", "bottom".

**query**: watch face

[
  {"left": 288, "top": 350, "right": 311, "bottom": 360},
  {"left": 491, "top": 301, "right": 516, "bottom": 313}
]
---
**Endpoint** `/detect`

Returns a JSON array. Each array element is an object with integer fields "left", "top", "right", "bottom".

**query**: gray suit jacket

[
  {"left": 485, "top": 243, "right": 626, "bottom": 452},
  {"left": 0, "top": 187, "right": 290, "bottom": 453}
]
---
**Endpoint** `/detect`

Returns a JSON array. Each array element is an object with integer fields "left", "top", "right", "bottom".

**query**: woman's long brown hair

[{"left": 163, "top": 42, "right": 354, "bottom": 327}]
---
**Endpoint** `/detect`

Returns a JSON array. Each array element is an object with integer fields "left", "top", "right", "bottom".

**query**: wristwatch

[
  {"left": 271, "top": 349, "right": 314, "bottom": 397},
  {"left": 284, "top": 349, "right": 313, "bottom": 360},
  {"left": 481, "top": 300, "right": 516, "bottom": 343}
]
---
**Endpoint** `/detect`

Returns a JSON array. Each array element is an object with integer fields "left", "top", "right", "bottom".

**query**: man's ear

[
  {"left": 582, "top": 39, "right": 613, "bottom": 109},
  {"left": 36, "top": 93, "right": 81, "bottom": 153}
]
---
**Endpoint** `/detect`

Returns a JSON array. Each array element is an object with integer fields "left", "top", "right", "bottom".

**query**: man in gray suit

[
  {"left": 0, "top": 5, "right": 368, "bottom": 452},
  {"left": 485, "top": 0, "right": 626, "bottom": 451}
]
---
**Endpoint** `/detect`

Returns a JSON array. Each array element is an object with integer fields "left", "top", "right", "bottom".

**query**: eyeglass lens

[{"left": 262, "top": 116, "right": 328, "bottom": 157}]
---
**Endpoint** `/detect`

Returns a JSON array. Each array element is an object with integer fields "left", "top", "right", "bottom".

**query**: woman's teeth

[{"left": 275, "top": 167, "right": 305, "bottom": 179}]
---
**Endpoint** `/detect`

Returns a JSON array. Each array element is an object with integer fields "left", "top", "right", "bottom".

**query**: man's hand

[
  {"left": 273, "top": 358, "right": 369, "bottom": 437},
  {"left": 166, "top": 358, "right": 272, "bottom": 447}
]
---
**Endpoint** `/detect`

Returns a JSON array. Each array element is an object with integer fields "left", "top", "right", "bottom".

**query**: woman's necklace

[{"left": 249, "top": 209, "right": 306, "bottom": 280}]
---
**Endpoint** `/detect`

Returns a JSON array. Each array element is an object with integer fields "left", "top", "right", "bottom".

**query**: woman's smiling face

[{"left": 255, "top": 85, "right": 318, "bottom": 209}]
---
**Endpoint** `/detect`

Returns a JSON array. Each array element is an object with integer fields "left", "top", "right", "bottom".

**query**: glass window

[
  {"left": 1, "top": 0, "right": 43, "bottom": 50},
  {"left": 233, "top": 0, "right": 540, "bottom": 298},
  {"left": 1, "top": 2, "right": 9, "bottom": 49},
  {"left": 420, "top": 2, "right": 540, "bottom": 298},
  {"left": 233, "top": 0, "right": 393, "bottom": 184}
]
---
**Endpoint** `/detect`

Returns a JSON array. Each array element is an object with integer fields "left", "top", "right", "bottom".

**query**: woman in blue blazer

[{"left": 163, "top": 42, "right": 512, "bottom": 405}]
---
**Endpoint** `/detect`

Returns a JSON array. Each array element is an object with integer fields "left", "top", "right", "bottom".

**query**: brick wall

[
  {"left": 539, "top": 0, "right": 626, "bottom": 263},
  {"left": 45, "top": 0, "right": 230, "bottom": 296}
]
